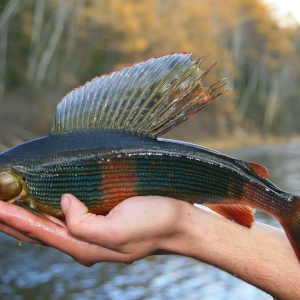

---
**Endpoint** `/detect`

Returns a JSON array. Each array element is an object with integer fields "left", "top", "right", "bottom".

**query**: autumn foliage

[{"left": 1, "top": 0, "right": 300, "bottom": 148}]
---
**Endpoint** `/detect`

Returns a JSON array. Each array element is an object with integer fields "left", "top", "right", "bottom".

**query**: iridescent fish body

[{"left": 1, "top": 53, "right": 300, "bottom": 261}]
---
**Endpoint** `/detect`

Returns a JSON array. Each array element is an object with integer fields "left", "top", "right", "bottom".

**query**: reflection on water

[{"left": 1, "top": 140, "right": 300, "bottom": 300}]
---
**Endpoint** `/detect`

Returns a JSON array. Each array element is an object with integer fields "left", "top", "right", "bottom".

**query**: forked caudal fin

[{"left": 280, "top": 195, "right": 300, "bottom": 262}]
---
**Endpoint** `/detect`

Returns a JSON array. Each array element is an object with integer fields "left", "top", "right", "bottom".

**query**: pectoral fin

[
  {"left": 206, "top": 204, "right": 255, "bottom": 228},
  {"left": 12, "top": 199, "right": 64, "bottom": 228}
]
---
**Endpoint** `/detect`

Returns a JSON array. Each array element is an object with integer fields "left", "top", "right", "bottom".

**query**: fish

[{"left": 1, "top": 53, "right": 300, "bottom": 261}]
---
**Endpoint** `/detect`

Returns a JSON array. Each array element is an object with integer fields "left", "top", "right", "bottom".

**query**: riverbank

[{"left": 198, "top": 132, "right": 295, "bottom": 151}]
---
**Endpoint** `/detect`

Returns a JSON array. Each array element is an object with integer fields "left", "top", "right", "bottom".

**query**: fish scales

[
  {"left": 1, "top": 53, "right": 300, "bottom": 261},
  {"left": 12, "top": 136, "right": 282, "bottom": 215}
]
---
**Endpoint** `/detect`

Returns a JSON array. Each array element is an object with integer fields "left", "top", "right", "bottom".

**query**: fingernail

[{"left": 61, "top": 195, "right": 70, "bottom": 214}]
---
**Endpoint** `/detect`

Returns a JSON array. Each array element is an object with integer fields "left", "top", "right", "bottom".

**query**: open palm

[{"left": 0, "top": 194, "right": 190, "bottom": 266}]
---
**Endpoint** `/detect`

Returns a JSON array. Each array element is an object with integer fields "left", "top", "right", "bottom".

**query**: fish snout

[{"left": 0, "top": 168, "right": 22, "bottom": 201}]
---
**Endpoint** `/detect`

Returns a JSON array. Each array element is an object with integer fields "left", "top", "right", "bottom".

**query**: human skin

[{"left": 0, "top": 194, "right": 299, "bottom": 299}]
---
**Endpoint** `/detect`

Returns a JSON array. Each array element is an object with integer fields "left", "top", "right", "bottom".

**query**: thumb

[
  {"left": 60, "top": 194, "right": 121, "bottom": 246},
  {"left": 60, "top": 194, "right": 103, "bottom": 241},
  {"left": 61, "top": 193, "right": 89, "bottom": 222}
]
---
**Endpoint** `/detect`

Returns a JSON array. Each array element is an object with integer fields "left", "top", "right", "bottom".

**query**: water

[{"left": 1, "top": 140, "right": 300, "bottom": 300}]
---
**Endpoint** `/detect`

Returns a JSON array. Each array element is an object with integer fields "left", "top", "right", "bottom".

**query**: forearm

[{"left": 162, "top": 203, "right": 300, "bottom": 299}]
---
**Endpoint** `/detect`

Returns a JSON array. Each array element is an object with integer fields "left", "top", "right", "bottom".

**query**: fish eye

[{"left": 0, "top": 168, "right": 22, "bottom": 201}]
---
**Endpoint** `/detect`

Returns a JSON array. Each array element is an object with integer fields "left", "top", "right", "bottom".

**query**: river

[{"left": 1, "top": 140, "right": 299, "bottom": 300}]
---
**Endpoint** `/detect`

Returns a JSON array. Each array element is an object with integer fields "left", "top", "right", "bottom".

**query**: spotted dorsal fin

[{"left": 51, "top": 53, "right": 225, "bottom": 138}]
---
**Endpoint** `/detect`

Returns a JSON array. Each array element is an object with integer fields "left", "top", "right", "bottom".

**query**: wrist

[
  {"left": 158, "top": 201, "right": 240, "bottom": 265},
  {"left": 158, "top": 201, "right": 211, "bottom": 259},
  {"left": 156, "top": 199, "right": 300, "bottom": 299}
]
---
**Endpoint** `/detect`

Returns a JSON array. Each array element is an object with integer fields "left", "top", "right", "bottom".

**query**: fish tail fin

[{"left": 280, "top": 195, "right": 300, "bottom": 262}]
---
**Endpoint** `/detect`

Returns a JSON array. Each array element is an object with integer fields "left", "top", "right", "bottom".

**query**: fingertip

[
  {"left": 61, "top": 195, "right": 71, "bottom": 215},
  {"left": 61, "top": 193, "right": 90, "bottom": 221}
]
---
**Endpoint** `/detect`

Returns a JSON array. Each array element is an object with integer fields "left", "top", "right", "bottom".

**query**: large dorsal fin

[{"left": 51, "top": 53, "right": 225, "bottom": 137}]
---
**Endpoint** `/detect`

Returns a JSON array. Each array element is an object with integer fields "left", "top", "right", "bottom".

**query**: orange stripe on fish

[{"left": 90, "top": 157, "right": 138, "bottom": 215}]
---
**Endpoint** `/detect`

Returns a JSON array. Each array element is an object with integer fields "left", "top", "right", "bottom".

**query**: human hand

[
  {"left": 1, "top": 195, "right": 300, "bottom": 299},
  {"left": 0, "top": 194, "right": 194, "bottom": 266}
]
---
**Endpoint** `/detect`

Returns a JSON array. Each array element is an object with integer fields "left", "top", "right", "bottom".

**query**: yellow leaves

[
  {"left": 130, "top": 38, "right": 148, "bottom": 53},
  {"left": 2, "top": 0, "right": 300, "bottom": 139}
]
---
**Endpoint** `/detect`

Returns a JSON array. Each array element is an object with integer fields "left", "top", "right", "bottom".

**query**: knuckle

[
  {"left": 113, "top": 236, "right": 126, "bottom": 248},
  {"left": 72, "top": 252, "right": 96, "bottom": 267},
  {"left": 121, "top": 254, "right": 136, "bottom": 264},
  {"left": 66, "top": 217, "right": 88, "bottom": 237},
  {"left": 74, "top": 257, "right": 95, "bottom": 267},
  {"left": 108, "top": 222, "right": 130, "bottom": 247},
  {"left": 109, "top": 228, "right": 127, "bottom": 248}
]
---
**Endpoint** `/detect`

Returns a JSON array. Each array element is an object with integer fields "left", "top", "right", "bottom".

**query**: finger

[
  {"left": 0, "top": 201, "right": 125, "bottom": 262},
  {"left": 0, "top": 201, "right": 63, "bottom": 244},
  {"left": 0, "top": 222, "right": 40, "bottom": 244},
  {"left": 61, "top": 193, "right": 90, "bottom": 221},
  {"left": 0, "top": 201, "right": 133, "bottom": 264},
  {"left": 61, "top": 194, "right": 127, "bottom": 249},
  {"left": 0, "top": 201, "right": 38, "bottom": 243}
]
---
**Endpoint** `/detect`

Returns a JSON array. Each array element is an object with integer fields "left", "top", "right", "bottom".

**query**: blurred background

[
  {"left": 1, "top": 0, "right": 300, "bottom": 299},
  {"left": 1, "top": 0, "right": 300, "bottom": 149}
]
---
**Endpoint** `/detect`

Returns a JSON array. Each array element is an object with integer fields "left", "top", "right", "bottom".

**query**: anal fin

[{"left": 206, "top": 204, "right": 255, "bottom": 228}]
